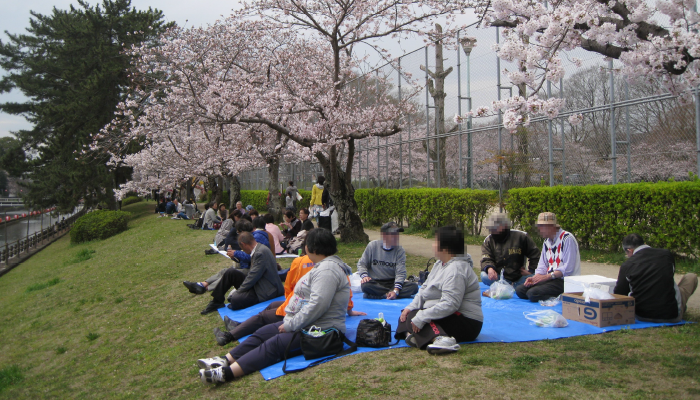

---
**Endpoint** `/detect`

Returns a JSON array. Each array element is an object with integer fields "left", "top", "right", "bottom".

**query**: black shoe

[
  {"left": 224, "top": 316, "right": 240, "bottom": 332},
  {"left": 183, "top": 281, "right": 206, "bottom": 295},
  {"left": 205, "top": 249, "right": 219, "bottom": 255},
  {"left": 201, "top": 301, "right": 224, "bottom": 315},
  {"left": 213, "top": 327, "right": 234, "bottom": 346},
  {"left": 363, "top": 293, "right": 385, "bottom": 299}
]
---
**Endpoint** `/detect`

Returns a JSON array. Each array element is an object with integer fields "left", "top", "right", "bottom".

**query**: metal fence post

[
  {"left": 626, "top": 81, "right": 631, "bottom": 183},
  {"left": 497, "top": 27, "right": 503, "bottom": 209},
  {"left": 609, "top": 59, "right": 617, "bottom": 184},
  {"left": 425, "top": 46, "right": 431, "bottom": 188},
  {"left": 696, "top": 86, "right": 700, "bottom": 178},
  {"left": 560, "top": 77, "right": 566, "bottom": 185},
  {"left": 457, "top": 30, "right": 463, "bottom": 189}
]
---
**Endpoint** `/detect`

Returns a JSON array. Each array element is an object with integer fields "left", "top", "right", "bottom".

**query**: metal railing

[{"left": 0, "top": 209, "right": 86, "bottom": 266}]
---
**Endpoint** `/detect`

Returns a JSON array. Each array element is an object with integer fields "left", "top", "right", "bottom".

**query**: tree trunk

[
  {"left": 267, "top": 157, "right": 283, "bottom": 222},
  {"left": 228, "top": 175, "right": 241, "bottom": 209},
  {"left": 207, "top": 175, "right": 222, "bottom": 205},
  {"left": 317, "top": 142, "right": 369, "bottom": 243}
]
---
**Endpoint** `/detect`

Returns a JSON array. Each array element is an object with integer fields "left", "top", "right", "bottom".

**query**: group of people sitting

[
  {"left": 154, "top": 197, "right": 197, "bottom": 220},
  {"left": 185, "top": 209, "right": 697, "bottom": 386},
  {"left": 479, "top": 212, "right": 698, "bottom": 323}
]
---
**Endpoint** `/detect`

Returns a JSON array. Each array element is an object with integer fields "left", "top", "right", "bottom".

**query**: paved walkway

[{"left": 365, "top": 229, "right": 700, "bottom": 313}]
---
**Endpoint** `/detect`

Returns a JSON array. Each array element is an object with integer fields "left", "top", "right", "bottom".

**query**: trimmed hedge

[
  {"left": 70, "top": 210, "right": 131, "bottom": 244},
  {"left": 355, "top": 188, "right": 499, "bottom": 235},
  {"left": 506, "top": 182, "right": 700, "bottom": 256},
  {"left": 240, "top": 190, "right": 312, "bottom": 212},
  {"left": 121, "top": 196, "right": 142, "bottom": 206}
]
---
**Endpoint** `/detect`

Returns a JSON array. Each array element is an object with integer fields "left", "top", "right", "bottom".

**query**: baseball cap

[{"left": 380, "top": 221, "right": 404, "bottom": 233}]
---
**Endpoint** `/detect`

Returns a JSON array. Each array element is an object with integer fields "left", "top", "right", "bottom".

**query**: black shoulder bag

[
  {"left": 355, "top": 319, "right": 398, "bottom": 347},
  {"left": 419, "top": 257, "right": 436, "bottom": 285},
  {"left": 282, "top": 326, "right": 357, "bottom": 374}
]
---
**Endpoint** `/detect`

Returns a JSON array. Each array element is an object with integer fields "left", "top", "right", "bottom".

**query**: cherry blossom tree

[{"left": 453, "top": 0, "right": 700, "bottom": 132}]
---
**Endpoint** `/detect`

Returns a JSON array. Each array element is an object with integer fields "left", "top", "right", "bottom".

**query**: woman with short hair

[
  {"left": 396, "top": 226, "right": 483, "bottom": 355},
  {"left": 197, "top": 228, "right": 352, "bottom": 384}
]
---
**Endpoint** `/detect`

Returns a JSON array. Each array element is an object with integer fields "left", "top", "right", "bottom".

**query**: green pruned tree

[{"left": 0, "top": 0, "right": 172, "bottom": 212}]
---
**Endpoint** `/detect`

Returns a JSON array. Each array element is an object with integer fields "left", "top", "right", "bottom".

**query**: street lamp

[{"left": 459, "top": 36, "right": 477, "bottom": 189}]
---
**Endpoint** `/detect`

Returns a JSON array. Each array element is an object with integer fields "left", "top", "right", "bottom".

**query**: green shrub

[
  {"left": 121, "top": 196, "right": 142, "bottom": 206},
  {"left": 70, "top": 210, "right": 130, "bottom": 244},
  {"left": 506, "top": 182, "right": 700, "bottom": 256},
  {"left": 355, "top": 188, "right": 499, "bottom": 235},
  {"left": 240, "top": 190, "right": 269, "bottom": 212}
]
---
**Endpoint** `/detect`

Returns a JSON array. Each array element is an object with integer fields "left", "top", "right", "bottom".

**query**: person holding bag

[
  {"left": 197, "top": 228, "right": 352, "bottom": 384},
  {"left": 396, "top": 226, "right": 483, "bottom": 355}
]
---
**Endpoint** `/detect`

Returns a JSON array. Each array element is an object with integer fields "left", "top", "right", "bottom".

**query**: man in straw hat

[
  {"left": 480, "top": 212, "right": 540, "bottom": 290},
  {"left": 515, "top": 212, "right": 581, "bottom": 302}
]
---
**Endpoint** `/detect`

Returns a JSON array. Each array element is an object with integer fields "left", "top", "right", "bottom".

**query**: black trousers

[
  {"left": 230, "top": 301, "right": 285, "bottom": 340},
  {"left": 229, "top": 321, "right": 302, "bottom": 376},
  {"left": 395, "top": 309, "right": 483, "bottom": 349},
  {"left": 211, "top": 268, "right": 259, "bottom": 310},
  {"left": 362, "top": 279, "right": 419, "bottom": 298},
  {"left": 515, "top": 278, "right": 564, "bottom": 302}
]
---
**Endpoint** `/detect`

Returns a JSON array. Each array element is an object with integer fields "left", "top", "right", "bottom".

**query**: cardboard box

[
  {"left": 561, "top": 293, "right": 636, "bottom": 328},
  {"left": 564, "top": 275, "right": 617, "bottom": 294}
]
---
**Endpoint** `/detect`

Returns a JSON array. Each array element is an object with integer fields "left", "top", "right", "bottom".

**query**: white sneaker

[
  {"left": 197, "top": 356, "right": 229, "bottom": 370},
  {"left": 427, "top": 336, "right": 460, "bottom": 355},
  {"left": 199, "top": 367, "right": 226, "bottom": 385}
]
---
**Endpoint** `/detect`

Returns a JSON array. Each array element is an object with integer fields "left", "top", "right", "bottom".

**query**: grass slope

[{"left": 0, "top": 202, "right": 698, "bottom": 399}]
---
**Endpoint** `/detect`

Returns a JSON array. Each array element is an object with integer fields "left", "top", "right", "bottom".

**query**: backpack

[{"left": 355, "top": 319, "right": 398, "bottom": 348}]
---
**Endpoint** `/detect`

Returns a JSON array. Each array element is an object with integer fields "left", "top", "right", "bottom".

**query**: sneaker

[
  {"left": 201, "top": 301, "right": 225, "bottom": 315},
  {"left": 213, "top": 327, "right": 234, "bottom": 346},
  {"left": 405, "top": 334, "right": 418, "bottom": 348},
  {"left": 183, "top": 281, "right": 206, "bottom": 295},
  {"left": 224, "top": 316, "right": 240, "bottom": 332},
  {"left": 199, "top": 367, "right": 226, "bottom": 385},
  {"left": 197, "top": 356, "right": 229, "bottom": 370},
  {"left": 427, "top": 336, "right": 460, "bottom": 355}
]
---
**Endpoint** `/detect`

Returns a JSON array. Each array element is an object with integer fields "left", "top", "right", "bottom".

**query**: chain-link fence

[{"left": 240, "top": 26, "right": 700, "bottom": 193}]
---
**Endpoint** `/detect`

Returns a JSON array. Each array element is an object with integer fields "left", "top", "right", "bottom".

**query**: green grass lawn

[{"left": 1, "top": 201, "right": 699, "bottom": 399}]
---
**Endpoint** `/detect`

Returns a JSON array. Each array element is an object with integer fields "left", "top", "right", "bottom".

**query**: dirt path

[{"left": 365, "top": 229, "right": 700, "bottom": 313}]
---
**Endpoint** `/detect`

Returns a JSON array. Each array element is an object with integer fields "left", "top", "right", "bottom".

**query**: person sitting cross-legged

[
  {"left": 212, "top": 244, "right": 366, "bottom": 346},
  {"left": 515, "top": 212, "right": 581, "bottom": 302},
  {"left": 480, "top": 212, "right": 540, "bottom": 290},
  {"left": 614, "top": 233, "right": 698, "bottom": 323},
  {"left": 358, "top": 222, "right": 418, "bottom": 299},
  {"left": 197, "top": 228, "right": 352, "bottom": 385},
  {"left": 198, "top": 231, "right": 284, "bottom": 315},
  {"left": 395, "top": 226, "right": 483, "bottom": 355}
]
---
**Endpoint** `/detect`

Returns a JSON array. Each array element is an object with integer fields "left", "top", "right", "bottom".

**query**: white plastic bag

[
  {"left": 349, "top": 272, "right": 363, "bottom": 293},
  {"left": 582, "top": 283, "right": 615, "bottom": 303},
  {"left": 489, "top": 270, "right": 516, "bottom": 300},
  {"left": 320, "top": 206, "right": 334, "bottom": 217},
  {"left": 296, "top": 192, "right": 303, "bottom": 201},
  {"left": 539, "top": 296, "right": 561, "bottom": 307},
  {"left": 524, "top": 310, "right": 569, "bottom": 328}
]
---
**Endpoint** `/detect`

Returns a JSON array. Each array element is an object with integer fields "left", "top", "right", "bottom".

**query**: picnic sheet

[
  {"left": 217, "top": 282, "right": 687, "bottom": 380},
  {"left": 209, "top": 243, "right": 299, "bottom": 259}
]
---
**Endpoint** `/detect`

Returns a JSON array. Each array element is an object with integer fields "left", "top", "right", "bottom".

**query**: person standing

[
  {"left": 285, "top": 181, "right": 299, "bottom": 211},
  {"left": 309, "top": 176, "right": 325, "bottom": 220},
  {"left": 515, "top": 212, "right": 581, "bottom": 302}
]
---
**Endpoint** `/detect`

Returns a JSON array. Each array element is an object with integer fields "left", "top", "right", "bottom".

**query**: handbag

[
  {"left": 283, "top": 326, "right": 357, "bottom": 373},
  {"left": 356, "top": 319, "right": 398, "bottom": 348},
  {"left": 419, "top": 257, "right": 436, "bottom": 285}
]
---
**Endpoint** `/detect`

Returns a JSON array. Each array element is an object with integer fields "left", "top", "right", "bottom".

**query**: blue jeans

[
  {"left": 176, "top": 212, "right": 189, "bottom": 220},
  {"left": 480, "top": 271, "right": 531, "bottom": 288}
]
